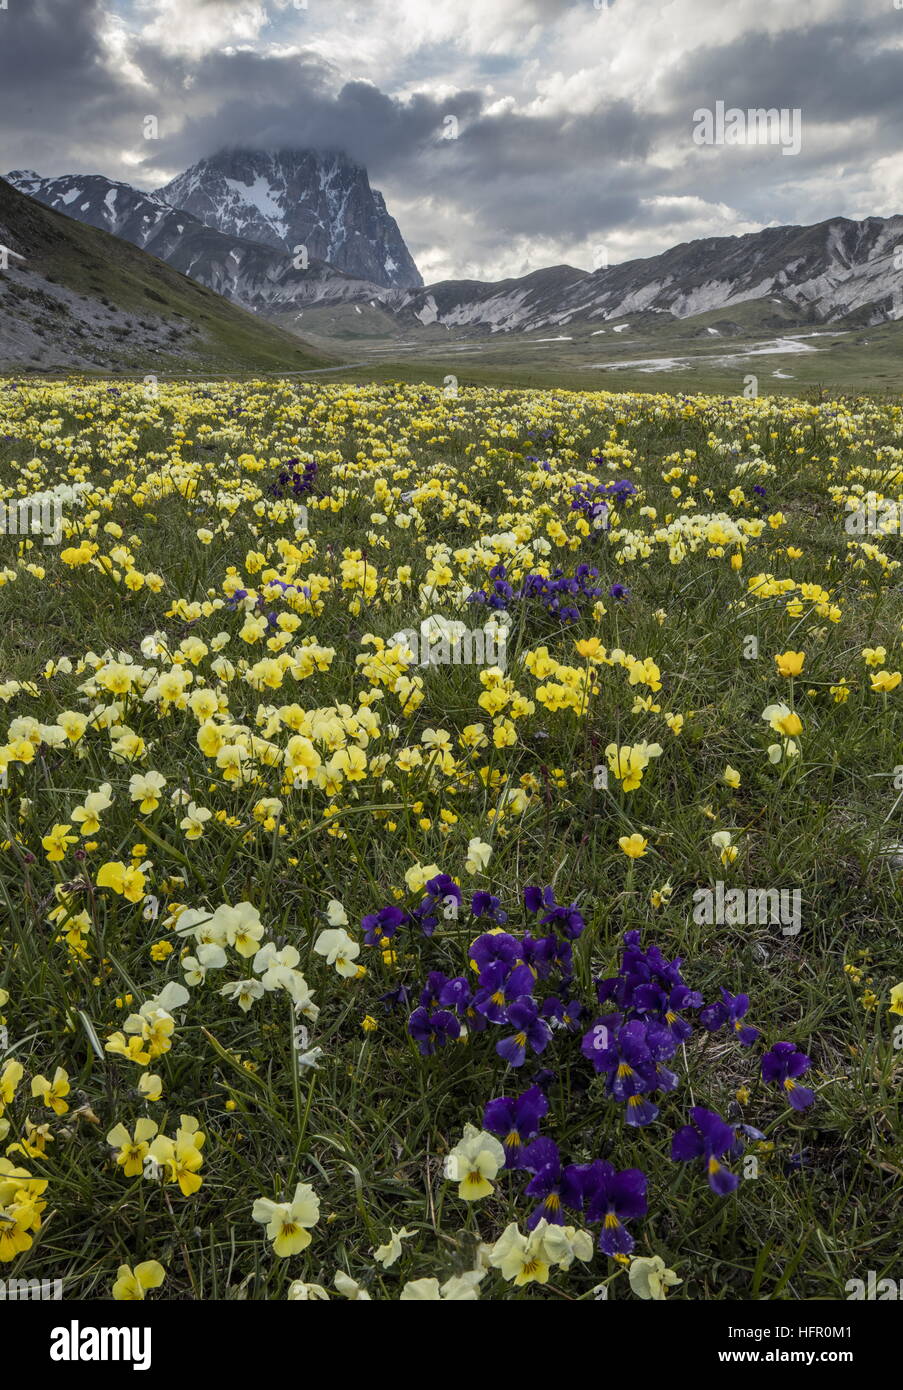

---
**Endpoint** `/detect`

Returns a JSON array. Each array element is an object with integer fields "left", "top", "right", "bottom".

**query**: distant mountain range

[
  {"left": 386, "top": 217, "right": 903, "bottom": 333},
  {"left": 6, "top": 153, "right": 903, "bottom": 348}
]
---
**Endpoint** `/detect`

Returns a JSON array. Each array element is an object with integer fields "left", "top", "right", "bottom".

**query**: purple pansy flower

[
  {"left": 671, "top": 1106, "right": 740, "bottom": 1194},
  {"left": 407, "top": 1007, "right": 460, "bottom": 1056},
  {"left": 700, "top": 989, "right": 761, "bottom": 1047},
  {"left": 361, "top": 904, "right": 408, "bottom": 946},
  {"left": 584, "top": 1161, "right": 648, "bottom": 1255},
  {"left": 761, "top": 1042, "right": 815, "bottom": 1110},
  {"left": 483, "top": 1085, "right": 549, "bottom": 1169},
  {"left": 496, "top": 998, "right": 553, "bottom": 1068}
]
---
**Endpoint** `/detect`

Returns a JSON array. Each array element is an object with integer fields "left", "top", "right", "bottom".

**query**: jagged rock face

[{"left": 155, "top": 149, "right": 422, "bottom": 290}]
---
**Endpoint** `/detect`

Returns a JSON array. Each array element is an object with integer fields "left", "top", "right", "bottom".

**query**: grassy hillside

[{"left": 0, "top": 177, "right": 332, "bottom": 374}]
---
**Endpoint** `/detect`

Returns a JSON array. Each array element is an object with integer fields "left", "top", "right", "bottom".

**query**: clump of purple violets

[
  {"left": 468, "top": 561, "right": 605, "bottom": 623},
  {"left": 368, "top": 881, "right": 817, "bottom": 1238},
  {"left": 269, "top": 456, "right": 318, "bottom": 498}
]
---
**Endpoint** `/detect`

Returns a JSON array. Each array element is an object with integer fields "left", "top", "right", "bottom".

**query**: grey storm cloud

[
  {"left": 410, "top": 108, "right": 662, "bottom": 246},
  {"left": 0, "top": 1, "right": 125, "bottom": 135},
  {"left": 665, "top": 15, "right": 903, "bottom": 129},
  {"left": 135, "top": 63, "right": 486, "bottom": 178}
]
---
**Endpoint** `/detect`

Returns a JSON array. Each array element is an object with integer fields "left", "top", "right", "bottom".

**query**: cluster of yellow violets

[{"left": 0, "top": 379, "right": 902, "bottom": 1299}]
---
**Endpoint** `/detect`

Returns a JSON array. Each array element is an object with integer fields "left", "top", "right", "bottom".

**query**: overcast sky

[{"left": 0, "top": 0, "right": 900, "bottom": 282}]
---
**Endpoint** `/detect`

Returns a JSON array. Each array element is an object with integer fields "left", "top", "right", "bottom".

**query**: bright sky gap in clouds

[{"left": 1, "top": 0, "right": 900, "bottom": 283}]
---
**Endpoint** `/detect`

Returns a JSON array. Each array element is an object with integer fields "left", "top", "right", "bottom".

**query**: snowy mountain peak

[
  {"left": 7, "top": 169, "right": 41, "bottom": 189},
  {"left": 4, "top": 169, "right": 179, "bottom": 248},
  {"left": 155, "top": 148, "right": 422, "bottom": 289}
]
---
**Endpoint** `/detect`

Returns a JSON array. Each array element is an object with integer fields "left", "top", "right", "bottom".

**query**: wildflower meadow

[{"left": 0, "top": 378, "right": 901, "bottom": 1310}]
